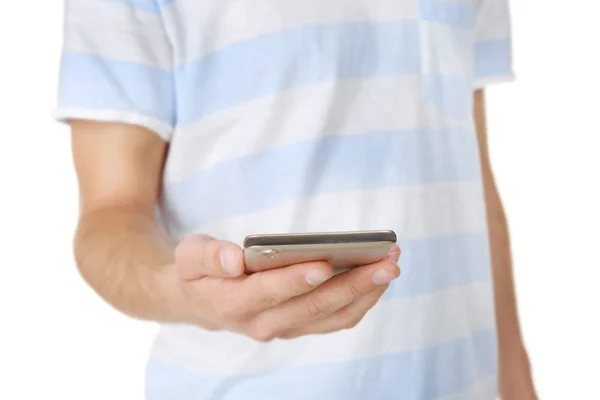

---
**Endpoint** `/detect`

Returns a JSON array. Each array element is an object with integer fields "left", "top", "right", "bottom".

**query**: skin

[
  {"left": 474, "top": 90, "right": 537, "bottom": 399},
  {"left": 71, "top": 119, "right": 401, "bottom": 341},
  {"left": 70, "top": 90, "right": 536, "bottom": 397}
]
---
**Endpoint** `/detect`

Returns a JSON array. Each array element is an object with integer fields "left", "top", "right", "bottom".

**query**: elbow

[
  {"left": 72, "top": 224, "right": 112, "bottom": 295},
  {"left": 488, "top": 206, "right": 508, "bottom": 230},
  {"left": 72, "top": 231, "right": 99, "bottom": 290}
]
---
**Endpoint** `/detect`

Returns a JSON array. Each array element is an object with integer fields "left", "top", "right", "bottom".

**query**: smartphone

[{"left": 243, "top": 230, "right": 397, "bottom": 273}]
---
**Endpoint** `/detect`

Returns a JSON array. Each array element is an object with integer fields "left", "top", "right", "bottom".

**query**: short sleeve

[
  {"left": 53, "top": 0, "right": 175, "bottom": 140},
  {"left": 473, "top": 0, "right": 515, "bottom": 89}
]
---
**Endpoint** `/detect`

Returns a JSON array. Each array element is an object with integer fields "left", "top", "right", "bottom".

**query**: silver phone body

[{"left": 243, "top": 230, "right": 397, "bottom": 273}]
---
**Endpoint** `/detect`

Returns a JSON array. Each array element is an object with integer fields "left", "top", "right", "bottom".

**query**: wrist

[{"left": 138, "top": 263, "right": 190, "bottom": 324}]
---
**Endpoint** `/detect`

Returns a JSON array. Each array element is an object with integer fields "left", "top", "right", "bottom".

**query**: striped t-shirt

[{"left": 56, "top": 0, "right": 514, "bottom": 399}]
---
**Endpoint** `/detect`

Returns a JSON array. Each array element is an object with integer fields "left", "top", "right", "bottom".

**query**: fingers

[
  {"left": 216, "top": 260, "right": 335, "bottom": 317},
  {"left": 175, "top": 238, "right": 401, "bottom": 341},
  {"left": 248, "top": 257, "right": 400, "bottom": 337},
  {"left": 387, "top": 245, "right": 401, "bottom": 263},
  {"left": 175, "top": 235, "right": 245, "bottom": 279},
  {"left": 281, "top": 287, "right": 386, "bottom": 339}
]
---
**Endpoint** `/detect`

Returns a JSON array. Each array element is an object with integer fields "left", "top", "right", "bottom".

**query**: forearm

[
  {"left": 474, "top": 90, "right": 535, "bottom": 398},
  {"left": 74, "top": 205, "right": 180, "bottom": 322},
  {"left": 484, "top": 177, "right": 536, "bottom": 398},
  {"left": 484, "top": 181, "right": 525, "bottom": 356}
]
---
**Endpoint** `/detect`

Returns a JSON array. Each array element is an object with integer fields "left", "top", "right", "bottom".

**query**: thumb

[{"left": 175, "top": 234, "right": 245, "bottom": 280}]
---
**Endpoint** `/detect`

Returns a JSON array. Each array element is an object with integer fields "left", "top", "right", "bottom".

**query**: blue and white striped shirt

[{"left": 56, "top": 0, "right": 514, "bottom": 398}]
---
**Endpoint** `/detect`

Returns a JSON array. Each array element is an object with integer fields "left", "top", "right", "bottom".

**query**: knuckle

[
  {"left": 255, "top": 275, "right": 282, "bottom": 308},
  {"left": 346, "top": 314, "right": 365, "bottom": 329},
  {"left": 201, "top": 240, "right": 220, "bottom": 270},
  {"left": 347, "top": 282, "right": 366, "bottom": 300},
  {"left": 173, "top": 242, "right": 187, "bottom": 265},
  {"left": 306, "top": 296, "right": 333, "bottom": 318},
  {"left": 244, "top": 323, "right": 279, "bottom": 343},
  {"left": 176, "top": 236, "right": 210, "bottom": 261},
  {"left": 277, "top": 330, "right": 297, "bottom": 340},
  {"left": 331, "top": 310, "right": 364, "bottom": 331},
  {"left": 258, "top": 290, "right": 280, "bottom": 308},
  {"left": 174, "top": 243, "right": 196, "bottom": 277}
]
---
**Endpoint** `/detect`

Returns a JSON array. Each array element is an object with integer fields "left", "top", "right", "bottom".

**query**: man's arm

[
  {"left": 71, "top": 120, "right": 182, "bottom": 321},
  {"left": 473, "top": 90, "right": 537, "bottom": 399},
  {"left": 70, "top": 120, "right": 401, "bottom": 340}
]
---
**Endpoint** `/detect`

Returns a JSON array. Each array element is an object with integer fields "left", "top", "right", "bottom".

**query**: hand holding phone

[{"left": 169, "top": 233, "right": 401, "bottom": 341}]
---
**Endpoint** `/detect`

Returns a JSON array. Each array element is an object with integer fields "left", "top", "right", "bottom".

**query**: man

[{"left": 55, "top": 0, "right": 536, "bottom": 398}]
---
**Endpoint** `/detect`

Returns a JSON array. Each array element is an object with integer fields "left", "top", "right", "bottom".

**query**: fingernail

[
  {"left": 372, "top": 270, "right": 398, "bottom": 285},
  {"left": 220, "top": 249, "right": 240, "bottom": 275},
  {"left": 305, "top": 270, "right": 332, "bottom": 286},
  {"left": 387, "top": 246, "right": 401, "bottom": 263}
]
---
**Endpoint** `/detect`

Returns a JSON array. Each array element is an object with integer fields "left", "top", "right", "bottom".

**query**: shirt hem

[
  {"left": 52, "top": 108, "right": 174, "bottom": 141},
  {"left": 473, "top": 73, "right": 516, "bottom": 90}
]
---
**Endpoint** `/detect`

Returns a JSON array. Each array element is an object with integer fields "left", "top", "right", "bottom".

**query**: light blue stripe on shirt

[
  {"left": 58, "top": 53, "right": 175, "bottom": 126},
  {"left": 103, "top": 0, "right": 174, "bottom": 13},
  {"left": 474, "top": 38, "right": 513, "bottom": 81},
  {"left": 146, "top": 329, "right": 497, "bottom": 400},
  {"left": 422, "top": 75, "right": 472, "bottom": 119},
  {"left": 418, "top": 0, "right": 473, "bottom": 28},
  {"left": 163, "top": 129, "right": 481, "bottom": 229},
  {"left": 385, "top": 233, "right": 491, "bottom": 299},
  {"left": 58, "top": 22, "right": 474, "bottom": 127},
  {"left": 175, "top": 22, "right": 422, "bottom": 124}
]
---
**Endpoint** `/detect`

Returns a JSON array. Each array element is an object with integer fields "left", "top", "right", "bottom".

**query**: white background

[{"left": 1, "top": 1, "right": 598, "bottom": 399}]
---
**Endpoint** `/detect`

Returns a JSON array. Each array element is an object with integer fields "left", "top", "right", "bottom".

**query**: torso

[{"left": 151, "top": 0, "right": 498, "bottom": 398}]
